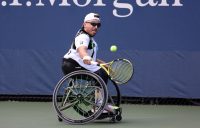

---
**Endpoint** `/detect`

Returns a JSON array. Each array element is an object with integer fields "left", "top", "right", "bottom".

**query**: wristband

[{"left": 83, "top": 56, "right": 92, "bottom": 61}]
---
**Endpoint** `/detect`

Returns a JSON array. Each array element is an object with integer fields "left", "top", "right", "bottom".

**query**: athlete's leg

[
  {"left": 62, "top": 58, "right": 86, "bottom": 75},
  {"left": 94, "top": 68, "right": 117, "bottom": 112},
  {"left": 94, "top": 68, "right": 108, "bottom": 84}
]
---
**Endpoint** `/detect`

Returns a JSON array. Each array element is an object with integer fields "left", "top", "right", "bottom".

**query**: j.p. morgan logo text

[{"left": 1, "top": 0, "right": 183, "bottom": 18}]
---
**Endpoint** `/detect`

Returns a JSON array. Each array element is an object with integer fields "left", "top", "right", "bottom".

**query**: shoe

[
  {"left": 91, "top": 108, "right": 108, "bottom": 113},
  {"left": 91, "top": 104, "right": 119, "bottom": 113},
  {"left": 104, "top": 104, "right": 119, "bottom": 113},
  {"left": 95, "top": 98, "right": 119, "bottom": 113}
]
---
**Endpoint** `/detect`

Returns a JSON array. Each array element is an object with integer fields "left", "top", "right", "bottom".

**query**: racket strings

[{"left": 109, "top": 60, "right": 133, "bottom": 84}]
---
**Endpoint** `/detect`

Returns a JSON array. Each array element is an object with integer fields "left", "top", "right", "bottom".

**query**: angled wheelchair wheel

[
  {"left": 96, "top": 79, "right": 122, "bottom": 121},
  {"left": 53, "top": 70, "right": 108, "bottom": 124}
]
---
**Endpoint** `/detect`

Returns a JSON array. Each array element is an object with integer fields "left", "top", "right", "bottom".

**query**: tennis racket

[{"left": 92, "top": 59, "right": 133, "bottom": 85}]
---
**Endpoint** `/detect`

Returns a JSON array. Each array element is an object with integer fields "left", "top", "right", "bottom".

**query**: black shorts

[
  {"left": 62, "top": 58, "right": 86, "bottom": 75},
  {"left": 61, "top": 58, "right": 108, "bottom": 84}
]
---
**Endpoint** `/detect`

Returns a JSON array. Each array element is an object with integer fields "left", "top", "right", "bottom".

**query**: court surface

[{"left": 0, "top": 101, "right": 200, "bottom": 128}]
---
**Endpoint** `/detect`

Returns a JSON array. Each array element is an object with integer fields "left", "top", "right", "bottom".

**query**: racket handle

[{"left": 91, "top": 61, "right": 99, "bottom": 66}]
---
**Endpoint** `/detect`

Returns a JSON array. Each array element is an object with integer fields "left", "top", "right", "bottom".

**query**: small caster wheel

[
  {"left": 57, "top": 116, "right": 63, "bottom": 122},
  {"left": 110, "top": 117, "right": 116, "bottom": 123},
  {"left": 115, "top": 115, "right": 122, "bottom": 121}
]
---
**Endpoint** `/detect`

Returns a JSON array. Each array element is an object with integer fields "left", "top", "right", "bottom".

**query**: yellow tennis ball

[{"left": 110, "top": 45, "right": 117, "bottom": 52}]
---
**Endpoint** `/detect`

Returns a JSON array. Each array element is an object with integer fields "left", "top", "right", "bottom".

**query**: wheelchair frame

[{"left": 53, "top": 70, "right": 122, "bottom": 124}]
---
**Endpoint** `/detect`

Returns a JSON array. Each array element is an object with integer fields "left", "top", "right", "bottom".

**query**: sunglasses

[{"left": 87, "top": 22, "right": 101, "bottom": 28}]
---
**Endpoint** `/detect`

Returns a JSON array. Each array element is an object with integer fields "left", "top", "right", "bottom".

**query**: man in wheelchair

[{"left": 61, "top": 13, "right": 118, "bottom": 115}]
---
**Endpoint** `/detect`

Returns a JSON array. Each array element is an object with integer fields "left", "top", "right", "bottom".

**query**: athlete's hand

[
  {"left": 83, "top": 60, "right": 91, "bottom": 65},
  {"left": 83, "top": 56, "right": 92, "bottom": 65}
]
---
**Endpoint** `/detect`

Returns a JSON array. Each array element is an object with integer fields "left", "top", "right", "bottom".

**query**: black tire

[{"left": 53, "top": 70, "right": 108, "bottom": 124}]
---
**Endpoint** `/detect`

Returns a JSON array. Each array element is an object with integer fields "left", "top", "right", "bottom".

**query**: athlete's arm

[{"left": 77, "top": 46, "right": 91, "bottom": 65}]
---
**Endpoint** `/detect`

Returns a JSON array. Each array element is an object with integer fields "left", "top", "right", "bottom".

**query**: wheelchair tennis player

[{"left": 62, "top": 12, "right": 117, "bottom": 113}]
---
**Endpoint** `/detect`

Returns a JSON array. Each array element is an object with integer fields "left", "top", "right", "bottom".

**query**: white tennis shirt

[{"left": 63, "top": 33, "right": 100, "bottom": 72}]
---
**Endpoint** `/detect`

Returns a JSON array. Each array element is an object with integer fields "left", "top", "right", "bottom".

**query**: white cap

[{"left": 84, "top": 13, "right": 100, "bottom": 22}]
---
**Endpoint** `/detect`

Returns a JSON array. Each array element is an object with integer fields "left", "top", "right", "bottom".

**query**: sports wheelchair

[{"left": 53, "top": 70, "right": 122, "bottom": 124}]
